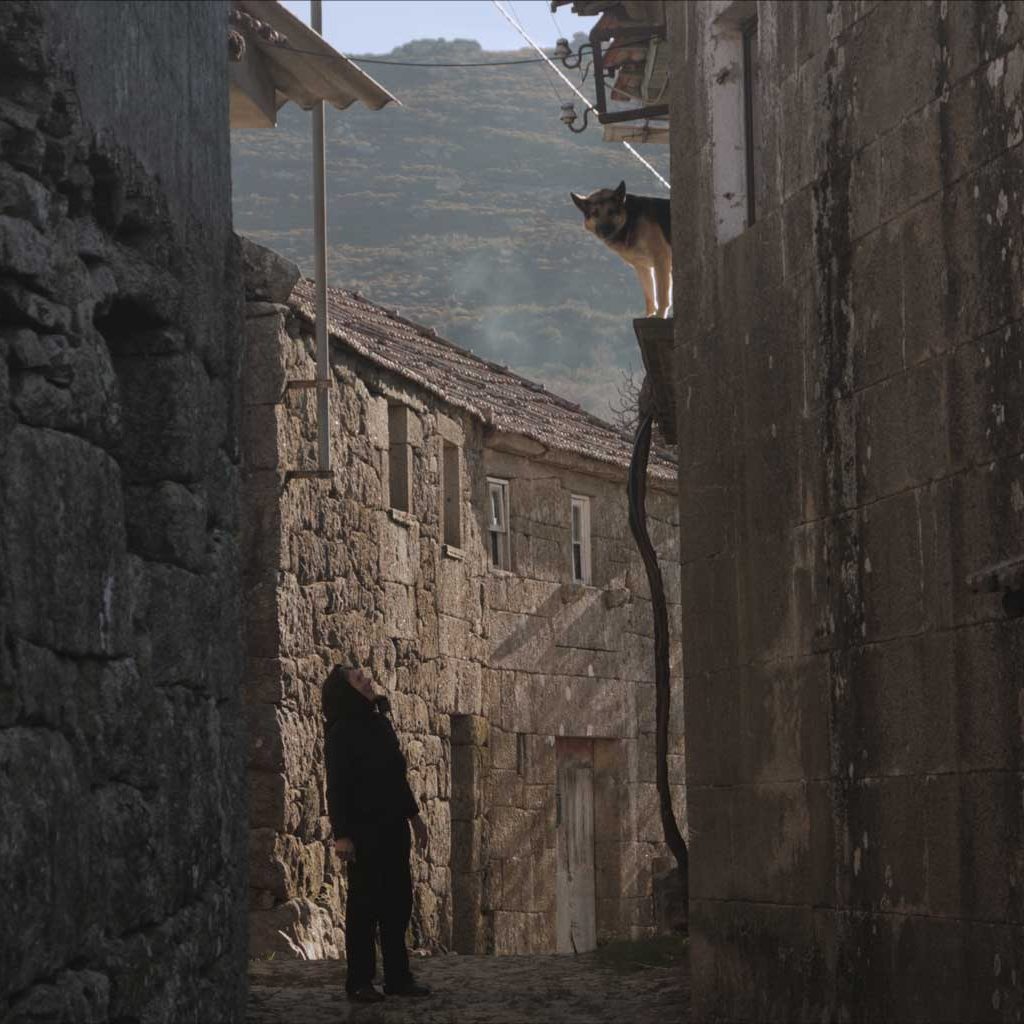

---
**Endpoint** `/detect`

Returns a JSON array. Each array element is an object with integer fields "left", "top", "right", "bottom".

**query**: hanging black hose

[{"left": 627, "top": 410, "right": 689, "bottom": 885}]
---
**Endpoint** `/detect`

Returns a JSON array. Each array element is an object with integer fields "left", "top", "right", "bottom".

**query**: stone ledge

[
  {"left": 443, "top": 544, "right": 466, "bottom": 560},
  {"left": 240, "top": 236, "right": 300, "bottom": 304},
  {"left": 388, "top": 507, "right": 417, "bottom": 528},
  {"left": 633, "top": 316, "right": 675, "bottom": 445},
  {"left": 603, "top": 588, "right": 631, "bottom": 609},
  {"left": 245, "top": 301, "right": 290, "bottom": 319}
]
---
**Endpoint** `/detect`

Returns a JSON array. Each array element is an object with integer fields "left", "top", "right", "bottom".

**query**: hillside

[{"left": 231, "top": 37, "right": 670, "bottom": 418}]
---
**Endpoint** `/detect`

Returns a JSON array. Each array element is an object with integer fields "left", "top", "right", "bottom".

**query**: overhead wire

[
  {"left": 489, "top": 0, "right": 670, "bottom": 191},
  {"left": 273, "top": 36, "right": 664, "bottom": 69},
  {"left": 549, "top": 2, "right": 565, "bottom": 37},
  {"left": 267, "top": 44, "right": 547, "bottom": 65},
  {"left": 505, "top": 0, "right": 567, "bottom": 104},
  {"left": 333, "top": 54, "right": 546, "bottom": 67},
  {"left": 270, "top": 14, "right": 671, "bottom": 191}
]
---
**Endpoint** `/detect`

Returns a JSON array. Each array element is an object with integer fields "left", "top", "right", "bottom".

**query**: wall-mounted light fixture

[
  {"left": 554, "top": 37, "right": 594, "bottom": 69},
  {"left": 552, "top": 28, "right": 669, "bottom": 138},
  {"left": 559, "top": 101, "right": 590, "bottom": 134}
]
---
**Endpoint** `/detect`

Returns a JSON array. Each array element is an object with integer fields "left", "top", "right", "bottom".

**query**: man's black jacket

[{"left": 324, "top": 682, "right": 419, "bottom": 841}]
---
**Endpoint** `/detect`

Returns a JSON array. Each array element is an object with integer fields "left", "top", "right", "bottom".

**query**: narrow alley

[{"left": 5, "top": 1, "right": 1024, "bottom": 1022}]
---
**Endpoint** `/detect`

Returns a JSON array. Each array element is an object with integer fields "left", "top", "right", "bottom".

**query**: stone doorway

[{"left": 555, "top": 738, "right": 597, "bottom": 953}]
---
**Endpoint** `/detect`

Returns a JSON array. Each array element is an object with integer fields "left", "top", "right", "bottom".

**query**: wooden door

[{"left": 556, "top": 739, "right": 596, "bottom": 954}]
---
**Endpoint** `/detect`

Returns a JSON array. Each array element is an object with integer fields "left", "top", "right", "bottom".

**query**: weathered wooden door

[{"left": 556, "top": 739, "right": 596, "bottom": 954}]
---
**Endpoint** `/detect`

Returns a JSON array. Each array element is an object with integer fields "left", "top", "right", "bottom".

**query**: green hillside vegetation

[{"left": 231, "top": 37, "right": 670, "bottom": 417}]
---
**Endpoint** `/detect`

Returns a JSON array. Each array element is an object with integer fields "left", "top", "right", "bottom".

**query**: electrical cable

[
  {"left": 268, "top": 45, "right": 546, "bottom": 65},
  {"left": 505, "top": 0, "right": 567, "bottom": 103},
  {"left": 265, "top": 13, "right": 672, "bottom": 191},
  {"left": 549, "top": 2, "right": 565, "bottom": 37},
  {"left": 490, "top": 0, "right": 670, "bottom": 191},
  {"left": 343, "top": 55, "right": 545, "bottom": 66},
  {"left": 271, "top": 37, "right": 664, "bottom": 69}
]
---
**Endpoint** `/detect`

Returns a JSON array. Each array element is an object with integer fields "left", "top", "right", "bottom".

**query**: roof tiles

[{"left": 289, "top": 279, "right": 676, "bottom": 481}]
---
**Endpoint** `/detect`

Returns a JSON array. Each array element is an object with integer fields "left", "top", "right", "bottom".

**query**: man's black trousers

[{"left": 344, "top": 819, "right": 413, "bottom": 993}]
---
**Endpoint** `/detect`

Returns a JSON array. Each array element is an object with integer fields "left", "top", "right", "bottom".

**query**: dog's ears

[
  {"left": 614, "top": 181, "right": 627, "bottom": 201},
  {"left": 570, "top": 192, "right": 589, "bottom": 214}
]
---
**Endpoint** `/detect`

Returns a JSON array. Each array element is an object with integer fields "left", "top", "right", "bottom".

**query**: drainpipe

[
  {"left": 311, "top": 0, "right": 331, "bottom": 473},
  {"left": 627, "top": 411, "right": 688, "bottom": 892}
]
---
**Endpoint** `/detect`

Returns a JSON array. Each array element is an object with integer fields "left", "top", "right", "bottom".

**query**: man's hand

[
  {"left": 411, "top": 814, "right": 429, "bottom": 853},
  {"left": 334, "top": 837, "right": 356, "bottom": 862}
]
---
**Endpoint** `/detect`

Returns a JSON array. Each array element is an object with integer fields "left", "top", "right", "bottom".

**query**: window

[
  {"left": 442, "top": 441, "right": 462, "bottom": 548},
  {"left": 741, "top": 17, "right": 759, "bottom": 228},
  {"left": 570, "top": 495, "right": 591, "bottom": 584},
  {"left": 388, "top": 404, "right": 412, "bottom": 512},
  {"left": 709, "top": 2, "right": 759, "bottom": 243},
  {"left": 516, "top": 732, "right": 527, "bottom": 776},
  {"left": 487, "top": 478, "right": 510, "bottom": 570}
]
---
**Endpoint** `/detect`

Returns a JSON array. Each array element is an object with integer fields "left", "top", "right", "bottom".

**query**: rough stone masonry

[
  {"left": 240, "top": 243, "right": 686, "bottom": 960},
  {"left": 0, "top": 3, "right": 247, "bottom": 1022}
]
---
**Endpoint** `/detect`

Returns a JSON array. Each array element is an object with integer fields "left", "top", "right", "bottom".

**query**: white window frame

[
  {"left": 570, "top": 495, "right": 592, "bottom": 585},
  {"left": 708, "top": 0, "right": 759, "bottom": 243},
  {"left": 487, "top": 477, "right": 510, "bottom": 571}
]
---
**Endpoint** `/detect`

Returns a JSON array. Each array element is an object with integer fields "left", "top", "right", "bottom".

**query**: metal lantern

[{"left": 559, "top": 101, "right": 590, "bottom": 133}]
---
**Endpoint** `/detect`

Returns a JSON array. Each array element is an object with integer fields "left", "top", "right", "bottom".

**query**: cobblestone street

[{"left": 247, "top": 943, "right": 690, "bottom": 1023}]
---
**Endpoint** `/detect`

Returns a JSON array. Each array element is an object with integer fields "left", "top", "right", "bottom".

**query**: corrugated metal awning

[{"left": 229, "top": 0, "right": 397, "bottom": 128}]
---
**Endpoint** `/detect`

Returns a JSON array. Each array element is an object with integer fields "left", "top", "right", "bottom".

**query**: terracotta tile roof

[{"left": 289, "top": 279, "right": 676, "bottom": 482}]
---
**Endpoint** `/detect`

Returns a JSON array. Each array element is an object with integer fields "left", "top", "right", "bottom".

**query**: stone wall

[
  {"left": 0, "top": 3, "right": 246, "bottom": 1022},
  {"left": 241, "top": 243, "right": 683, "bottom": 958},
  {"left": 669, "top": 1, "right": 1024, "bottom": 1020},
  {"left": 479, "top": 444, "right": 684, "bottom": 952}
]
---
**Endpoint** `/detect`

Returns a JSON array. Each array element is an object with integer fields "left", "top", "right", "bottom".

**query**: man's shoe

[
  {"left": 347, "top": 986, "right": 385, "bottom": 1004},
  {"left": 384, "top": 980, "right": 431, "bottom": 997}
]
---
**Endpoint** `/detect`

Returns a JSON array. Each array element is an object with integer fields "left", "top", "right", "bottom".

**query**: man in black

[{"left": 322, "top": 663, "right": 431, "bottom": 1003}]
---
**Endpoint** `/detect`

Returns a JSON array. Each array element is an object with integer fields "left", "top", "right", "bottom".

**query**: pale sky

[{"left": 279, "top": 0, "right": 598, "bottom": 55}]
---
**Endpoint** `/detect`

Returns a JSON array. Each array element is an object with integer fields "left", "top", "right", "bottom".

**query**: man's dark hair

[{"left": 321, "top": 661, "right": 357, "bottom": 725}]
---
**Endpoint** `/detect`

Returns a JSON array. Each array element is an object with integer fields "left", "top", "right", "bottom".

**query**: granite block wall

[
  {"left": 669, "top": 1, "right": 1024, "bottom": 1019},
  {"left": 0, "top": 2, "right": 246, "bottom": 1021}
]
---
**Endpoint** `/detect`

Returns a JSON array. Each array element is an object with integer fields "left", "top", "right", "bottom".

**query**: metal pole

[
  {"left": 627, "top": 411, "right": 688, "bottom": 888},
  {"left": 311, "top": 0, "right": 331, "bottom": 473}
]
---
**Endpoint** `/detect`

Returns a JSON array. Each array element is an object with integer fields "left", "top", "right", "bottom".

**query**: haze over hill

[{"left": 231, "top": 38, "right": 669, "bottom": 419}]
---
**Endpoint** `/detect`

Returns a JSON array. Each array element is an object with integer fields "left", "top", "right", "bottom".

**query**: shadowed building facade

[{"left": 667, "top": 1, "right": 1024, "bottom": 1020}]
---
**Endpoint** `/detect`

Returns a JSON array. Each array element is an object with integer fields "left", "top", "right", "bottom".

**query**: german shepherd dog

[{"left": 571, "top": 181, "right": 672, "bottom": 318}]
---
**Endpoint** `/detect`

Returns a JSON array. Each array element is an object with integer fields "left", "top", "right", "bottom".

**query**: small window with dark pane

[
  {"left": 741, "top": 16, "right": 759, "bottom": 228},
  {"left": 571, "top": 495, "right": 591, "bottom": 584},
  {"left": 487, "top": 478, "right": 510, "bottom": 571},
  {"left": 388, "top": 404, "right": 412, "bottom": 513},
  {"left": 442, "top": 441, "right": 462, "bottom": 548}
]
